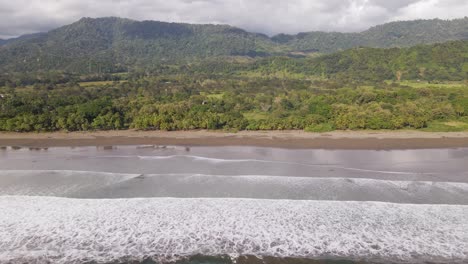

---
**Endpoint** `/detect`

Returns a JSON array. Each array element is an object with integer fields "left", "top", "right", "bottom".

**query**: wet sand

[{"left": 1, "top": 130, "right": 468, "bottom": 149}]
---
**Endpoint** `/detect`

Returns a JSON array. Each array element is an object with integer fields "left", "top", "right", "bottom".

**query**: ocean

[{"left": 0, "top": 146, "right": 467, "bottom": 263}]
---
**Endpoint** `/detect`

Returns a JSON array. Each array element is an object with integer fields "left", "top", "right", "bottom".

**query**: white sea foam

[{"left": 0, "top": 196, "right": 466, "bottom": 264}]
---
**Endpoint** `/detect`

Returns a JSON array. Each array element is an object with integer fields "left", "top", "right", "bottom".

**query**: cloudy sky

[{"left": 0, "top": 0, "right": 467, "bottom": 39}]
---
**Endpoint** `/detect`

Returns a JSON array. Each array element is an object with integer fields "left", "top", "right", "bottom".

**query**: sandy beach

[{"left": 1, "top": 130, "right": 468, "bottom": 149}]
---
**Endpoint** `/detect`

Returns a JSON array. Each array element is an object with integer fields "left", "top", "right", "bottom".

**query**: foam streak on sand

[
  {"left": 136, "top": 155, "right": 434, "bottom": 175},
  {"left": 0, "top": 196, "right": 467, "bottom": 264}
]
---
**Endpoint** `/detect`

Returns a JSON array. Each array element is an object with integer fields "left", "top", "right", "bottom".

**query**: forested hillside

[
  {"left": 273, "top": 18, "right": 468, "bottom": 53},
  {"left": 297, "top": 40, "right": 468, "bottom": 81},
  {"left": 0, "top": 17, "right": 279, "bottom": 73},
  {"left": 0, "top": 17, "right": 467, "bottom": 73},
  {"left": 173, "top": 40, "right": 468, "bottom": 82},
  {"left": 1, "top": 40, "right": 466, "bottom": 87}
]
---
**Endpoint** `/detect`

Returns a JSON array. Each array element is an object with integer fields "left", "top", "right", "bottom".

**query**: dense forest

[
  {"left": 1, "top": 73, "right": 467, "bottom": 133},
  {"left": 185, "top": 40, "right": 468, "bottom": 82},
  {"left": 1, "top": 40, "right": 467, "bottom": 88}
]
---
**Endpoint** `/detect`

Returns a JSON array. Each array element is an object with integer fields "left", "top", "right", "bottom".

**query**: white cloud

[
  {"left": 0, "top": 0, "right": 466, "bottom": 39},
  {"left": 394, "top": 0, "right": 468, "bottom": 21}
]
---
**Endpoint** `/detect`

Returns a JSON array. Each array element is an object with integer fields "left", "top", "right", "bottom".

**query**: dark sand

[{"left": 1, "top": 130, "right": 468, "bottom": 149}]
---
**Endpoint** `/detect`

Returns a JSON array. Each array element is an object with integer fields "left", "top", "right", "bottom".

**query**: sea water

[{"left": 0, "top": 146, "right": 467, "bottom": 263}]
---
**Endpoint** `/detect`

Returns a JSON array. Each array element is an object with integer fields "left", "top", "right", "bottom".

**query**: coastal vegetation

[{"left": 1, "top": 74, "right": 467, "bottom": 132}]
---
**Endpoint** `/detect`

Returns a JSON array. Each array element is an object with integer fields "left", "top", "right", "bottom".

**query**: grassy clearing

[
  {"left": 243, "top": 112, "right": 270, "bottom": 121},
  {"left": 422, "top": 120, "right": 468, "bottom": 132},
  {"left": 0, "top": 85, "right": 34, "bottom": 93},
  {"left": 304, "top": 123, "right": 336, "bottom": 133},
  {"left": 239, "top": 71, "right": 312, "bottom": 80},
  {"left": 199, "top": 92, "right": 225, "bottom": 99},
  {"left": 206, "top": 93, "right": 225, "bottom": 100},
  {"left": 78, "top": 80, "right": 125, "bottom": 87},
  {"left": 386, "top": 80, "right": 468, "bottom": 89}
]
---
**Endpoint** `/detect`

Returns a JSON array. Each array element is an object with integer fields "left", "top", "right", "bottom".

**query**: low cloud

[{"left": 0, "top": 0, "right": 466, "bottom": 39}]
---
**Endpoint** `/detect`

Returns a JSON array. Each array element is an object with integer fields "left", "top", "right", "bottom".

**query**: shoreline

[{"left": 1, "top": 130, "right": 468, "bottom": 149}]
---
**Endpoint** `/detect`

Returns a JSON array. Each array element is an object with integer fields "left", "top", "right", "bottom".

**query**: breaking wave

[{"left": 1, "top": 170, "right": 467, "bottom": 204}]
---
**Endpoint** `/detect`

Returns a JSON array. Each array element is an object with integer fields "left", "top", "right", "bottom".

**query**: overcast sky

[{"left": 0, "top": 0, "right": 467, "bottom": 39}]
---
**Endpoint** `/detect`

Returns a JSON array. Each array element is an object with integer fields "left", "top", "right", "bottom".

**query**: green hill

[
  {"left": 306, "top": 40, "right": 468, "bottom": 81},
  {"left": 0, "top": 17, "right": 467, "bottom": 74},
  {"left": 0, "top": 17, "right": 280, "bottom": 73},
  {"left": 188, "top": 40, "right": 468, "bottom": 82},
  {"left": 1, "top": 40, "right": 466, "bottom": 86}
]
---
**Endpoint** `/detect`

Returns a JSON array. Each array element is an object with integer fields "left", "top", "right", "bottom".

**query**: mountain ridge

[
  {"left": 2, "top": 17, "right": 467, "bottom": 43},
  {"left": 0, "top": 17, "right": 467, "bottom": 73},
  {"left": 271, "top": 17, "right": 468, "bottom": 52}
]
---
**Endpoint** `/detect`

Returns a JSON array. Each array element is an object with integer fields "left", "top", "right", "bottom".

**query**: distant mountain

[
  {"left": 0, "top": 17, "right": 467, "bottom": 73},
  {"left": 272, "top": 18, "right": 468, "bottom": 53},
  {"left": 0, "top": 33, "right": 47, "bottom": 46}
]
